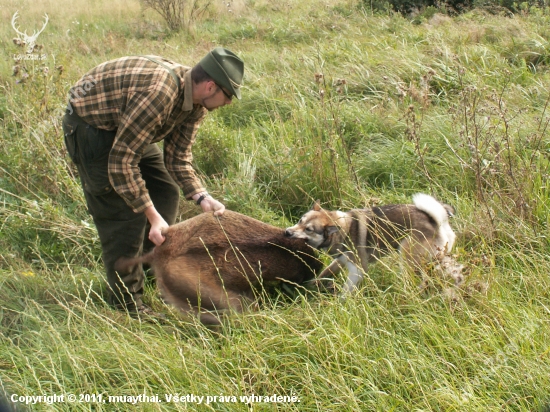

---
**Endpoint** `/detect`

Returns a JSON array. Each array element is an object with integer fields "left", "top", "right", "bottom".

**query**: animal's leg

[
  {"left": 400, "top": 236, "right": 442, "bottom": 291},
  {"left": 400, "top": 237, "right": 430, "bottom": 269},
  {"left": 312, "top": 254, "right": 347, "bottom": 292},
  {"left": 172, "top": 288, "right": 247, "bottom": 327},
  {"left": 342, "top": 260, "right": 364, "bottom": 294},
  {"left": 318, "top": 257, "right": 345, "bottom": 279},
  {"left": 157, "top": 258, "right": 247, "bottom": 326},
  {"left": 185, "top": 303, "right": 224, "bottom": 327}
]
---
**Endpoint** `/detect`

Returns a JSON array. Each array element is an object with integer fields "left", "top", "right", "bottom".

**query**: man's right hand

[{"left": 144, "top": 206, "right": 169, "bottom": 246}]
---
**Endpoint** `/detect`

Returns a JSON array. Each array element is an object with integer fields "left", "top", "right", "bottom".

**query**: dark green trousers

[{"left": 62, "top": 110, "right": 180, "bottom": 310}]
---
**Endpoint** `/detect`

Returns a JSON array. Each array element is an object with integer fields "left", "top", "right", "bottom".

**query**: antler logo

[{"left": 11, "top": 11, "right": 49, "bottom": 54}]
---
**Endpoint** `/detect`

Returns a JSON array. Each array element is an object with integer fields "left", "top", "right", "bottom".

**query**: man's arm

[
  {"left": 107, "top": 81, "right": 178, "bottom": 246},
  {"left": 108, "top": 84, "right": 177, "bottom": 214},
  {"left": 163, "top": 109, "right": 226, "bottom": 216}
]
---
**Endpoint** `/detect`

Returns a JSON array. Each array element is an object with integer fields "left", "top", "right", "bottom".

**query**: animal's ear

[
  {"left": 312, "top": 200, "right": 322, "bottom": 211},
  {"left": 325, "top": 226, "right": 339, "bottom": 236}
]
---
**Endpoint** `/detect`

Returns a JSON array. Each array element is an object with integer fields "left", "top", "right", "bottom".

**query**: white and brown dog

[{"left": 285, "top": 194, "right": 457, "bottom": 294}]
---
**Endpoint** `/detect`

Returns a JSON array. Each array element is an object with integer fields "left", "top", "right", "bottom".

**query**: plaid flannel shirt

[{"left": 68, "top": 55, "right": 208, "bottom": 213}]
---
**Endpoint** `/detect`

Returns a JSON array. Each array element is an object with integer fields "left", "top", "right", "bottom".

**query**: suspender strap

[{"left": 139, "top": 55, "right": 181, "bottom": 93}]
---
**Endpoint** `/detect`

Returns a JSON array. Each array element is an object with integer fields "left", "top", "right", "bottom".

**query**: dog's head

[{"left": 285, "top": 201, "right": 349, "bottom": 249}]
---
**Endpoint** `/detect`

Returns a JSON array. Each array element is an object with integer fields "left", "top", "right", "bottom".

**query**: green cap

[{"left": 199, "top": 47, "right": 244, "bottom": 99}]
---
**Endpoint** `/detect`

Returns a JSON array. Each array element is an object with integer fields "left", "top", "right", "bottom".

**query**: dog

[
  {"left": 115, "top": 210, "right": 321, "bottom": 325},
  {"left": 285, "top": 194, "right": 456, "bottom": 294}
]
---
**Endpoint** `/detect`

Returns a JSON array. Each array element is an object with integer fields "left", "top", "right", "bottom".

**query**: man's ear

[
  {"left": 198, "top": 79, "right": 215, "bottom": 94},
  {"left": 312, "top": 200, "right": 322, "bottom": 212},
  {"left": 207, "top": 80, "right": 217, "bottom": 92}
]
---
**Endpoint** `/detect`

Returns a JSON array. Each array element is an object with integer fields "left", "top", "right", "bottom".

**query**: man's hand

[
  {"left": 144, "top": 206, "right": 169, "bottom": 246},
  {"left": 200, "top": 196, "right": 225, "bottom": 216},
  {"left": 193, "top": 192, "right": 225, "bottom": 216}
]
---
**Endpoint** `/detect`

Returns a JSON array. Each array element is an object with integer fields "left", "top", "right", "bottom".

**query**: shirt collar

[{"left": 182, "top": 70, "right": 193, "bottom": 112}]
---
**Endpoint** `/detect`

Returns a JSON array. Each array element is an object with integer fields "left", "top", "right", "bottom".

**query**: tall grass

[{"left": 1, "top": 0, "right": 550, "bottom": 410}]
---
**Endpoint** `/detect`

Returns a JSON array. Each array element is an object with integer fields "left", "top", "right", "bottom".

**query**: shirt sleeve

[
  {"left": 108, "top": 83, "right": 177, "bottom": 213},
  {"left": 163, "top": 106, "right": 208, "bottom": 199}
]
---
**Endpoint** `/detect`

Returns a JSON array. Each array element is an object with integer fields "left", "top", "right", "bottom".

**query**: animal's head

[{"left": 285, "top": 200, "right": 348, "bottom": 249}]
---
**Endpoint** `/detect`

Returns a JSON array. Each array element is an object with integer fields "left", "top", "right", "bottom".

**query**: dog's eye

[{"left": 305, "top": 226, "right": 314, "bottom": 233}]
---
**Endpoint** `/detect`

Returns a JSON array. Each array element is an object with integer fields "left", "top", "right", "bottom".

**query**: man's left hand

[{"left": 200, "top": 196, "right": 225, "bottom": 216}]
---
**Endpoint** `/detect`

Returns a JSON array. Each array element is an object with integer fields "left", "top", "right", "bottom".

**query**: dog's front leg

[
  {"left": 343, "top": 263, "right": 363, "bottom": 294},
  {"left": 318, "top": 256, "right": 345, "bottom": 279},
  {"left": 311, "top": 254, "right": 347, "bottom": 292},
  {"left": 342, "top": 256, "right": 364, "bottom": 295}
]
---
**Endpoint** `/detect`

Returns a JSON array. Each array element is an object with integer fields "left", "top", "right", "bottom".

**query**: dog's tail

[{"left": 412, "top": 193, "right": 453, "bottom": 226}]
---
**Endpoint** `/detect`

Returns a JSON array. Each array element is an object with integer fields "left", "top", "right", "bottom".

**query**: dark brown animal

[{"left": 116, "top": 210, "right": 321, "bottom": 325}]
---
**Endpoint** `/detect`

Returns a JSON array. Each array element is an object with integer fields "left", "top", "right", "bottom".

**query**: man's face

[{"left": 200, "top": 81, "right": 233, "bottom": 111}]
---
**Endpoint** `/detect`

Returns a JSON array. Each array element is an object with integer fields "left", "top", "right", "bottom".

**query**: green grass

[{"left": 1, "top": 0, "right": 550, "bottom": 410}]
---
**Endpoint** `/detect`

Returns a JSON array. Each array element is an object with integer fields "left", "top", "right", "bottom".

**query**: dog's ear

[
  {"left": 325, "top": 226, "right": 339, "bottom": 236},
  {"left": 312, "top": 200, "right": 322, "bottom": 211}
]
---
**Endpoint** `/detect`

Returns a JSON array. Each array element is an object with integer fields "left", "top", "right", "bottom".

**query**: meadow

[{"left": 1, "top": 0, "right": 550, "bottom": 410}]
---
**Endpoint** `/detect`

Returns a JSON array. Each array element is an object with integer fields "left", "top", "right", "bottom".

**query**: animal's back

[
  {"left": 160, "top": 212, "right": 300, "bottom": 255},
  {"left": 155, "top": 210, "right": 320, "bottom": 289}
]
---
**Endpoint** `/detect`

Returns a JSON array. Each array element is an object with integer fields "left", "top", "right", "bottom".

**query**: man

[{"left": 62, "top": 48, "right": 244, "bottom": 316}]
